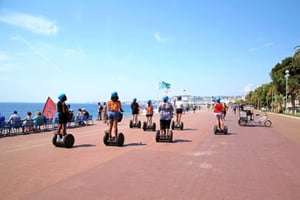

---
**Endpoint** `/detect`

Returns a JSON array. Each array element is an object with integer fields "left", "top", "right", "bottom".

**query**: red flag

[{"left": 42, "top": 97, "right": 56, "bottom": 119}]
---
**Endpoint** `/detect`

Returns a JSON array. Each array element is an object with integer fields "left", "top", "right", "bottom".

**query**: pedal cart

[{"left": 238, "top": 110, "right": 272, "bottom": 127}]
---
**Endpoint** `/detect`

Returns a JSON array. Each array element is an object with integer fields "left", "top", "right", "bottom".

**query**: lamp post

[{"left": 285, "top": 70, "right": 290, "bottom": 113}]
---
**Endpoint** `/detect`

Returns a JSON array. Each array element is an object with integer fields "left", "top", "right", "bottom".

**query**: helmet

[
  {"left": 215, "top": 97, "right": 221, "bottom": 102},
  {"left": 163, "top": 95, "right": 169, "bottom": 102},
  {"left": 58, "top": 93, "right": 66, "bottom": 100},
  {"left": 111, "top": 91, "right": 118, "bottom": 98},
  {"left": 133, "top": 98, "right": 137, "bottom": 102},
  {"left": 147, "top": 99, "right": 152, "bottom": 104}
]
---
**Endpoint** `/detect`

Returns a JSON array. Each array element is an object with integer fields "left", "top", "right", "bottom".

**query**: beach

[{"left": 1, "top": 110, "right": 300, "bottom": 200}]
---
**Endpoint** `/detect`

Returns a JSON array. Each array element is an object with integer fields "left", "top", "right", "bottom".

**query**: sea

[{"left": 0, "top": 102, "right": 154, "bottom": 120}]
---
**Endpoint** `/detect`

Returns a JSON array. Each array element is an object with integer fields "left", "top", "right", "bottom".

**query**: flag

[
  {"left": 42, "top": 97, "right": 56, "bottom": 119},
  {"left": 159, "top": 81, "right": 171, "bottom": 89}
]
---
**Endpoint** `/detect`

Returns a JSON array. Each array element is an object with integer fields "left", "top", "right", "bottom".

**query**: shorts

[
  {"left": 59, "top": 113, "right": 69, "bottom": 124},
  {"left": 146, "top": 114, "right": 153, "bottom": 117},
  {"left": 176, "top": 109, "right": 183, "bottom": 114},
  {"left": 214, "top": 112, "right": 223, "bottom": 119},
  {"left": 160, "top": 120, "right": 171, "bottom": 130},
  {"left": 132, "top": 110, "right": 139, "bottom": 115},
  {"left": 108, "top": 111, "right": 121, "bottom": 120}
]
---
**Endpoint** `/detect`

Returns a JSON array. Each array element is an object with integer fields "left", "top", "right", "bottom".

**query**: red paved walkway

[{"left": 1, "top": 110, "right": 300, "bottom": 200}]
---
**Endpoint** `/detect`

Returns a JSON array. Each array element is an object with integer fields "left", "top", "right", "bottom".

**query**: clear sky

[{"left": 0, "top": 0, "right": 299, "bottom": 103}]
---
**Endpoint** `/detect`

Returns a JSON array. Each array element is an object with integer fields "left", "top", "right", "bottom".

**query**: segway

[
  {"left": 103, "top": 130, "right": 124, "bottom": 146},
  {"left": 155, "top": 130, "right": 173, "bottom": 143},
  {"left": 129, "top": 120, "right": 141, "bottom": 128},
  {"left": 213, "top": 125, "right": 228, "bottom": 135},
  {"left": 142, "top": 121, "right": 156, "bottom": 131},
  {"left": 171, "top": 120, "right": 184, "bottom": 130},
  {"left": 52, "top": 134, "right": 75, "bottom": 148}
]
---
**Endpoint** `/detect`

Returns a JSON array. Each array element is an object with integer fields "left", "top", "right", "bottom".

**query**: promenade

[{"left": 1, "top": 110, "right": 300, "bottom": 200}]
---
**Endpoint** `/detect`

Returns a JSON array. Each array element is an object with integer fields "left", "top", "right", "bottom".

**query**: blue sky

[{"left": 0, "top": 0, "right": 299, "bottom": 103}]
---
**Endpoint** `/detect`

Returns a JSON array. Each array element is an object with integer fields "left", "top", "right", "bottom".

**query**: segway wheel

[
  {"left": 171, "top": 121, "right": 175, "bottom": 130},
  {"left": 143, "top": 122, "right": 147, "bottom": 131},
  {"left": 169, "top": 131, "right": 173, "bottom": 142},
  {"left": 213, "top": 125, "right": 218, "bottom": 134},
  {"left": 155, "top": 130, "right": 160, "bottom": 142},
  {"left": 224, "top": 125, "right": 228, "bottom": 134},
  {"left": 64, "top": 134, "right": 75, "bottom": 148},
  {"left": 52, "top": 134, "right": 58, "bottom": 147},
  {"left": 103, "top": 131, "right": 110, "bottom": 146},
  {"left": 264, "top": 120, "right": 272, "bottom": 127},
  {"left": 152, "top": 123, "right": 156, "bottom": 131},
  {"left": 117, "top": 133, "right": 125, "bottom": 146},
  {"left": 138, "top": 121, "right": 141, "bottom": 128},
  {"left": 129, "top": 120, "right": 133, "bottom": 128},
  {"left": 180, "top": 122, "right": 184, "bottom": 130}
]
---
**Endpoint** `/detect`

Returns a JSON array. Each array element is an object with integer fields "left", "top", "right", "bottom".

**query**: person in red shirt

[{"left": 213, "top": 97, "right": 224, "bottom": 130}]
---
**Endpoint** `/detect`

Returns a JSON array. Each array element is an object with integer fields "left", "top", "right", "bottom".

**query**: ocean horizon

[{"left": 0, "top": 102, "right": 153, "bottom": 121}]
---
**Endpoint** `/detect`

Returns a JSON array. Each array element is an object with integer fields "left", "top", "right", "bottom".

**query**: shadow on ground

[
  {"left": 173, "top": 139, "right": 193, "bottom": 143},
  {"left": 124, "top": 142, "right": 147, "bottom": 147},
  {"left": 73, "top": 144, "right": 96, "bottom": 148}
]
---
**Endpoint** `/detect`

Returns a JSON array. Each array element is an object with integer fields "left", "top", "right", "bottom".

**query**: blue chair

[
  {"left": 10, "top": 119, "right": 22, "bottom": 135},
  {"left": 44, "top": 118, "right": 53, "bottom": 131},
  {"left": 0, "top": 121, "right": 11, "bottom": 136},
  {"left": 22, "top": 120, "right": 34, "bottom": 134},
  {"left": 86, "top": 115, "right": 94, "bottom": 125}
]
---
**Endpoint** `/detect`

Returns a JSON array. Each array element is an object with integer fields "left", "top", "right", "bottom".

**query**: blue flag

[{"left": 159, "top": 81, "right": 171, "bottom": 89}]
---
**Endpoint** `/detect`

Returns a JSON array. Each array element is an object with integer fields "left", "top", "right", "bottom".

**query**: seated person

[
  {"left": 76, "top": 108, "right": 85, "bottom": 125},
  {"left": 82, "top": 108, "right": 90, "bottom": 120},
  {"left": 32, "top": 111, "right": 45, "bottom": 129},
  {"left": 8, "top": 110, "right": 21, "bottom": 124},
  {"left": 8, "top": 110, "right": 21, "bottom": 134},
  {"left": 22, "top": 111, "right": 34, "bottom": 132}
]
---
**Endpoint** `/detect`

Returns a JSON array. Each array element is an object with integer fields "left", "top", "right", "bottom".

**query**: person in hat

[
  {"left": 56, "top": 93, "right": 68, "bottom": 140},
  {"left": 158, "top": 95, "right": 174, "bottom": 135},
  {"left": 131, "top": 98, "right": 140, "bottom": 124},
  {"left": 213, "top": 97, "right": 224, "bottom": 130},
  {"left": 145, "top": 99, "right": 154, "bottom": 127},
  {"left": 107, "top": 91, "right": 123, "bottom": 139}
]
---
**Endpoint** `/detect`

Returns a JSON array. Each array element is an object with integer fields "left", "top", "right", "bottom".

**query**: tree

[{"left": 270, "top": 55, "right": 300, "bottom": 113}]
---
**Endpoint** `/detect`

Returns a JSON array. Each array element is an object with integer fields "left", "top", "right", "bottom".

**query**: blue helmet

[
  {"left": 111, "top": 91, "right": 118, "bottom": 98},
  {"left": 215, "top": 97, "right": 221, "bottom": 102},
  {"left": 163, "top": 95, "right": 169, "bottom": 102},
  {"left": 58, "top": 93, "right": 66, "bottom": 100},
  {"left": 147, "top": 99, "right": 152, "bottom": 104}
]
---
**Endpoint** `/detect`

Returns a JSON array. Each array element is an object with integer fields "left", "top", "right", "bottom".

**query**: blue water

[{"left": 0, "top": 102, "right": 139, "bottom": 121}]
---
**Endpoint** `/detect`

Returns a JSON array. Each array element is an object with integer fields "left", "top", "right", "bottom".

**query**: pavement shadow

[
  {"left": 173, "top": 139, "right": 193, "bottom": 143},
  {"left": 73, "top": 144, "right": 96, "bottom": 148},
  {"left": 214, "top": 132, "right": 238, "bottom": 136},
  {"left": 124, "top": 142, "right": 147, "bottom": 147},
  {"left": 180, "top": 128, "right": 198, "bottom": 131}
]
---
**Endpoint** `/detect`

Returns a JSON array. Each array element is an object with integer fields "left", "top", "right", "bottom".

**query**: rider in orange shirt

[
  {"left": 107, "top": 91, "right": 123, "bottom": 139},
  {"left": 145, "top": 100, "right": 154, "bottom": 127}
]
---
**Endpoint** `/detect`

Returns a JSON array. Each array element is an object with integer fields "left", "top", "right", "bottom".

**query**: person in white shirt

[{"left": 175, "top": 96, "right": 184, "bottom": 125}]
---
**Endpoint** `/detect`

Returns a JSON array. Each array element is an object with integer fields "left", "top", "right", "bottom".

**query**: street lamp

[{"left": 285, "top": 70, "right": 290, "bottom": 113}]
